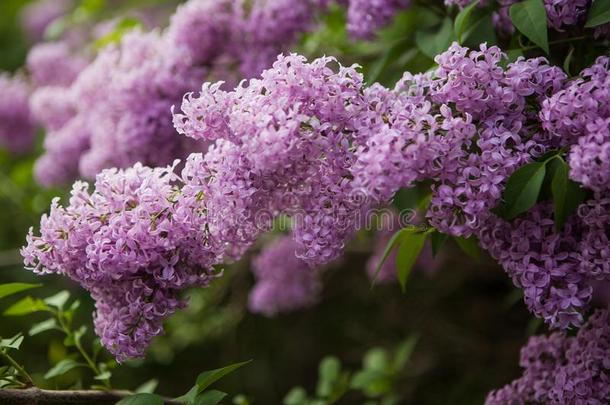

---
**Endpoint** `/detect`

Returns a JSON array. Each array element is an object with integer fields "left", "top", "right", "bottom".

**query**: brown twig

[{"left": 0, "top": 388, "right": 182, "bottom": 405}]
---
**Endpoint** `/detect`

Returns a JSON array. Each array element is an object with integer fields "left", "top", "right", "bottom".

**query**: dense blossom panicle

[
  {"left": 26, "top": 42, "right": 87, "bottom": 87},
  {"left": 569, "top": 118, "right": 610, "bottom": 192},
  {"left": 0, "top": 74, "right": 35, "bottom": 153},
  {"left": 541, "top": 56, "right": 610, "bottom": 147},
  {"left": 235, "top": 0, "right": 323, "bottom": 77},
  {"left": 175, "top": 54, "right": 376, "bottom": 265},
  {"left": 346, "top": 0, "right": 411, "bottom": 39},
  {"left": 22, "top": 163, "right": 223, "bottom": 360},
  {"left": 352, "top": 43, "right": 566, "bottom": 237},
  {"left": 486, "top": 308, "right": 610, "bottom": 405},
  {"left": 33, "top": 0, "right": 327, "bottom": 187},
  {"left": 69, "top": 30, "right": 205, "bottom": 179},
  {"left": 20, "top": 0, "right": 71, "bottom": 41},
  {"left": 166, "top": 0, "right": 233, "bottom": 65},
  {"left": 248, "top": 236, "right": 321, "bottom": 316},
  {"left": 478, "top": 204, "right": 591, "bottom": 329}
]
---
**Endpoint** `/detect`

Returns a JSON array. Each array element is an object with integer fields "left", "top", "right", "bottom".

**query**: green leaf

[
  {"left": 0, "top": 283, "right": 41, "bottom": 301},
  {"left": 371, "top": 228, "right": 407, "bottom": 285},
  {"left": 44, "top": 359, "right": 82, "bottom": 379},
  {"left": 135, "top": 378, "right": 159, "bottom": 394},
  {"left": 415, "top": 17, "right": 456, "bottom": 59},
  {"left": 509, "top": 0, "right": 549, "bottom": 53},
  {"left": 29, "top": 318, "right": 59, "bottom": 336},
  {"left": 550, "top": 158, "right": 586, "bottom": 231},
  {"left": 283, "top": 387, "right": 308, "bottom": 405},
  {"left": 454, "top": 0, "right": 480, "bottom": 43},
  {"left": 363, "top": 348, "right": 389, "bottom": 371},
  {"left": 563, "top": 46, "right": 575, "bottom": 76},
  {"left": 454, "top": 236, "right": 481, "bottom": 261},
  {"left": 0, "top": 334, "right": 24, "bottom": 350},
  {"left": 93, "top": 17, "right": 143, "bottom": 50},
  {"left": 368, "top": 37, "right": 412, "bottom": 84},
  {"left": 116, "top": 393, "right": 164, "bottom": 405},
  {"left": 194, "top": 360, "right": 251, "bottom": 393},
  {"left": 498, "top": 162, "right": 547, "bottom": 219},
  {"left": 396, "top": 229, "right": 428, "bottom": 291},
  {"left": 194, "top": 390, "right": 228, "bottom": 405},
  {"left": 3, "top": 296, "right": 50, "bottom": 316},
  {"left": 44, "top": 291, "right": 70, "bottom": 310},
  {"left": 316, "top": 356, "right": 341, "bottom": 397},
  {"left": 94, "top": 371, "right": 112, "bottom": 380},
  {"left": 586, "top": 0, "right": 610, "bottom": 27},
  {"left": 177, "top": 360, "right": 252, "bottom": 403},
  {"left": 463, "top": 13, "right": 498, "bottom": 47},
  {"left": 430, "top": 231, "right": 448, "bottom": 258},
  {"left": 393, "top": 335, "right": 419, "bottom": 371}
]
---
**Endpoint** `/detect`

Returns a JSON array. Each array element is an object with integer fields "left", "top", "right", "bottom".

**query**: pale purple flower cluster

[
  {"left": 174, "top": 54, "right": 376, "bottom": 266},
  {"left": 486, "top": 308, "right": 610, "bottom": 405},
  {"left": 71, "top": 30, "right": 205, "bottom": 179},
  {"left": 22, "top": 163, "right": 224, "bottom": 361},
  {"left": 346, "top": 0, "right": 411, "bottom": 39},
  {"left": 0, "top": 74, "right": 35, "bottom": 154},
  {"left": 26, "top": 42, "right": 87, "bottom": 87},
  {"left": 249, "top": 235, "right": 321, "bottom": 316},
  {"left": 541, "top": 57, "right": 610, "bottom": 190},
  {"left": 353, "top": 43, "right": 566, "bottom": 237},
  {"left": 479, "top": 204, "right": 591, "bottom": 329},
  {"left": 33, "top": 0, "right": 325, "bottom": 187}
]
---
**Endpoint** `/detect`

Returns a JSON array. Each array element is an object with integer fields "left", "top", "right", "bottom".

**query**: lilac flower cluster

[
  {"left": 32, "top": 0, "right": 327, "bottom": 187},
  {"left": 0, "top": 74, "right": 35, "bottom": 154},
  {"left": 249, "top": 235, "right": 321, "bottom": 316},
  {"left": 542, "top": 57, "right": 610, "bottom": 190},
  {"left": 22, "top": 163, "right": 224, "bottom": 361},
  {"left": 174, "top": 53, "right": 377, "bottom": 266},
  {"left": 26, "top": 42, "right": 87, "bottom": 87},
  {"left": 486, "top": 308, "right": 610, "bottom": 405},
  {"left": 24, "top": 47, "right": 610, "bottom": 366},
  {"left": 353, "top": 43, "right": 566, "bottom": 237},
  {"left": 346, "top": 0, "right": 411, "bottom": 39}
]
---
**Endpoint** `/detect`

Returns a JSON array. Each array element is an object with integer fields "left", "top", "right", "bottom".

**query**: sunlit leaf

[
  {"left": 454, "top": 0, "right": 480, "bottom": 43},
  {"left": 3, "top": 296, "right": 50, "bottom": 316},
  {"left": 396, "top": 229, "right": 428, "bottom": 291},
  {"left": 29, "top": 318, "right": 59, "bottom": 336},
  {"left": 44, "top": 359, "right": 82, "bottom": 379},
  {"left": 0, "top": 283, "right": 41, "bottom": 301}
]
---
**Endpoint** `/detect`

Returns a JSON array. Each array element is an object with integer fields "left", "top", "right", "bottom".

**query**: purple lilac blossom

[
  {"left": 22, "top": 163, "right": 224, "bottom": 361},
  {"left": 249, "top": 235, "right": 321, "bottom": 316},
  {"left": 0, "top": 74, "right": 35, "bottom": 153},
  {"left": 486, "top": 308, "right": 610, "bottom": 404},
  {"left": 346, "top": 0, "right": 411, "bottom": 39},
  {"left": 352, "top": 43, "right": 566, "bottom": 237},
  {"left": 26, "top": 42, "right": 87, "bottom": 87},
  {"left": 174, "top": 54, "right": 379, "bottom": 266}
]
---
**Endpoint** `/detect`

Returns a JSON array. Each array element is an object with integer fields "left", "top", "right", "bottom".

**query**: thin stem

[
  {"left": 56, "top": 311, "right": 112, "bottom": 389},
  {"left": 0, "top": 349, "right": 34, "bottom": 387}
]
